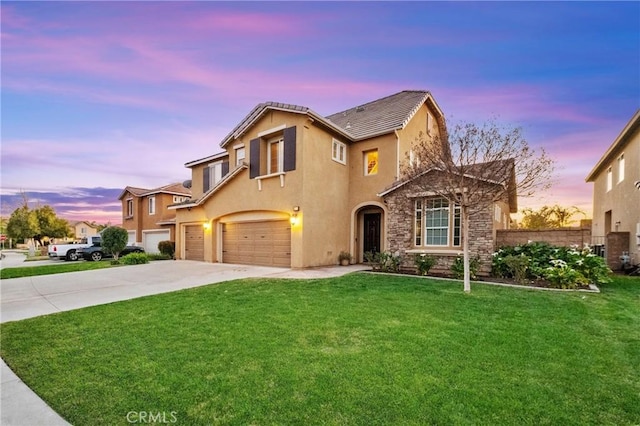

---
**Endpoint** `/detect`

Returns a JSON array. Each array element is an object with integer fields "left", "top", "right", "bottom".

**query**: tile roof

[
  {"left": 325, "top": 90, "right": 433, "bottom": 140},
  {"left": 218, "top": 90, "right": 440, "bottom": 149},
  {"left": 118, "top": 183, "right": 191, "bottom": 200}
]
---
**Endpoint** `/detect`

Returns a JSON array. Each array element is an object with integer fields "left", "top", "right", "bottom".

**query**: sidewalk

[{"left": 0, "top": 255, "right": 369, "bottom": 425}]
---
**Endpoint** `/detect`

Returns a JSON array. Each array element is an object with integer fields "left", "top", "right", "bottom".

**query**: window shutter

[
  {"left": 283, "top": 126, "right": 296, "bottom": 172},
  {"left": 222, "top": 161, "right": 229, "bottom": 177},
  {"left": 203, "top": 166, "right": 210, "bottom": 193},
  {"left": 250, "top": 138, "right": 260, "bottom": 178}
]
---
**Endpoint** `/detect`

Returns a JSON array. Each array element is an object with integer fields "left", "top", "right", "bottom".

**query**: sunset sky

[{"left": 1, "top": 1, "right": 638, "bottom": 224}]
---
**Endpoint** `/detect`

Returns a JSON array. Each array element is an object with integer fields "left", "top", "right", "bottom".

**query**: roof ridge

[{"left": 327, "top": 90, "right": 429, "bottom": 118}]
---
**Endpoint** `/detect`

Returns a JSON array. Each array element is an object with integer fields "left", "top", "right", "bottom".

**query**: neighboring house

[
  {"left": 119, "top": 183, "right": 191, "bottom": 254},
  {"left": 586, "top": 109, "right": 640, "bottom": 269},
  {"left": 170, "top": 90, "right": 513, "bottom": 269},
  {"left": 72, "top": 221, "right": 99, "bottom": 240}
]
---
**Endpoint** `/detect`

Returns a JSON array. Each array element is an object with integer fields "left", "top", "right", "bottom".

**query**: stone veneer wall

[{"left": 384, "top": 182, "right": 497, "bottom": 277}]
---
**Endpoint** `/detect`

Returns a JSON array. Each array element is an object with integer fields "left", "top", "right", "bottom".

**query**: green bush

[
  {"left": 451, "top": 255, "right": 480, "bottom": 280},
  {"left": 502, "top": 254, "right": 530, "bottom": 284},
  {"left": 414, "top": 253, "right": 436, "bottom": 276},
  {"left": 148, "top": 253, "right": 173, "bottom": 261},
  {"left": 492, "top": 242, "right": 612, "bottom": 287},
  {"left": 101, "top": 226, "right": 129, "bottom": 260},
  {"left": 158, "top": 240, "right": 175, "bottom": 258},
  {"left": 365, "top": 251, "right": 402, "bottom": 273},
  {"left": 121, "top": 252, "right": 149, "bottom": 265}
]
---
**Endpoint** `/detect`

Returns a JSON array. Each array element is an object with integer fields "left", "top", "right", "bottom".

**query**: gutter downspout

[{"left": 394, "top": 129, "right": 401, "bottom": 180}]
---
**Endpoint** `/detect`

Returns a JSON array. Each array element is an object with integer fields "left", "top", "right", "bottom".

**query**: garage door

[
  {"left": 127, "top": 231, "right": 136, "bottom": 245},
  {"left": 143, "top": 230, "right": 170, "bottom": 254},
  {"left": 185, "top": 225, "right": 204, "bottom": 261},
  {"left": 223, "top": 221, "right": 291, "bottom": 267}
]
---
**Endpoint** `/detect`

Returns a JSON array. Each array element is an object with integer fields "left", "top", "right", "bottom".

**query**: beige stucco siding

[{"left": 591, "top": 124, "right": 640, "bottom": 260}]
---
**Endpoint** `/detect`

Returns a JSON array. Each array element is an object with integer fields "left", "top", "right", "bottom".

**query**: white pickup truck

[{"left": 48, "top": 236, "right": 102, "bottom": 261}]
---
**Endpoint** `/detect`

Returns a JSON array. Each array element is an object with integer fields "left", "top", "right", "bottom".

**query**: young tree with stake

[{"left": 403, "top": 119, "right": 554, "bottom": 292}]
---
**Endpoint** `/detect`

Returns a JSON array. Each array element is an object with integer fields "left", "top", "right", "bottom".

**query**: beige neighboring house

[
  {"left": 586, "top": 109, "right": 640, "bottom": 269},
  {"left": 119, "top": 183, "right": 191, "bottom": 254},
  {"left": 170, "top": 90, "right": 514, "bottom": 270},
  {"left": 71, "top": 221, "right": 99, "bottom": 240}
]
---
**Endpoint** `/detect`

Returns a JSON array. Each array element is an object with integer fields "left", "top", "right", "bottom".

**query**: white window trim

[
  {"left": 332, "top": 139, "right": 347, "bottom": 165},
  {"left": 364, "top": 149, "right": 378, "bottom": 176},
  {"left": 267, "top": 137, "right": 284, "bottom": 174},
  {"left": 209, "top": 161, "right": 224, "bottom": 187},
  {"left": 148, "top": 196, "right": 156, "bottom": 216},
  {"left": 414, "top": 197, "right": 462, "bottom": 248},
  {"left": 235, "top": 146, "right": 246, "bottom": 166},
  {"left": 258, "top": 124, "right": 287, "bottom": 138},
  {"left": 618, "top": 153, "right": 625, "bottom": 183},
  {"left": 606, "top": 166, "right": 613, "bottom": 192},
  {"left": 126, "top": 198, "right": 134, "bottom": 218}
]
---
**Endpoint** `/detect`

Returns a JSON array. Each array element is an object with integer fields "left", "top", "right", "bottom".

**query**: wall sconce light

[
  {"left": 290, "top": 214, "right": 298, "bottom": 226},
  {"left": 203, "top": 222, "right": 211, "bottom": 230},
  {"left": 293, "top": 206, "right": 300, "bottom": 212}
]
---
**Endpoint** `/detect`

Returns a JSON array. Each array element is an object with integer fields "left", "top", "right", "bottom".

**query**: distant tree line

[{"left": 519, "top": 205, "right": 586, "bottom": 229}]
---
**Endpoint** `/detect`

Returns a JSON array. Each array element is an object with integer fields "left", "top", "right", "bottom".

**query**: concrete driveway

[{"left": 0, "top": 251, "right": 369, "bottom": 425}]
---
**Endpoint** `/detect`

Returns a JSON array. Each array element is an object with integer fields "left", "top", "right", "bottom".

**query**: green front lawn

[
  {"left": 0, "top": 261, "right": 115, "bottom": 279},
  {"left": 1, "top": 274, "right": 638, "bottom": 425}
]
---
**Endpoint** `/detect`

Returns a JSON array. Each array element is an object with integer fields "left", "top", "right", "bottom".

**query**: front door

[{"left": 363, "top": 213, "right": 381, "bottom": 255}]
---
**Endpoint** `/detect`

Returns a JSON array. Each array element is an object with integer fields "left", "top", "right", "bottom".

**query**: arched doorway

[{"left": 351, "top": 203, "right": 387, "bottom": 263}]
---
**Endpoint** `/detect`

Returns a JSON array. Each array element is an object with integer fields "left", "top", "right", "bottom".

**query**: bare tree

[{"left": 402, "top": 119, "right": 555, "bottom": 292}]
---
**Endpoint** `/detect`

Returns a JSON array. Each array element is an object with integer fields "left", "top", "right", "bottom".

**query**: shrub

[
  {"left": 502, "top": 254, "right": 530, "bottom": 284},
  {"left": 451, "top": 255, "right": 480, "bottom": 280},
  {"left": 492, "top": 242, "right": 612, "bottom": 287},
  {"left": 414, "top": 253, "right": 436, "bottom": 276},
  {"left": 158, "top": 240, "right": 175, "bottom": 258},
  {"left": 101, "top": 226, "right": 129, "bottom": 260},
  {"left": 148, "top": 253, "right": 172, "bottom": 261},
  {"left": 121, "top": 252, "right": 149, "bottom": 265},
  {"left": 365, "top": 251, "right": 402, "bottom": 273}
]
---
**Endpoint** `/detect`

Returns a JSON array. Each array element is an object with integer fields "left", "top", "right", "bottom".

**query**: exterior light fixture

[
  {"left": 203, "top": 222, "right": 211, "bottom": 230},
  {"left": 290, "top": 214, "right": 298, "bottom": 226}
]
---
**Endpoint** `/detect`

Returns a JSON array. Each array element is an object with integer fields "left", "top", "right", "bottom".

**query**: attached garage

[
  {"left": 127, "top": 231, "right": 136, "bottom": 245},
  {"left": 143, "top": 230, "right": 170, "bottom": 254},
  {"left": 222, "top": 220, "right": 291, "bottom": 267},
  {"left": 184, "top": 225, "right": 205, "bottom": 261}
]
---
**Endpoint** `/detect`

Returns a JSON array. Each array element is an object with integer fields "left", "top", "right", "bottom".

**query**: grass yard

[
  {"left": 0, "top": 260, "right": 115, "bottom": 279},
  {"left": 1, "top": 274, "right": 639, "bottom": 425}
]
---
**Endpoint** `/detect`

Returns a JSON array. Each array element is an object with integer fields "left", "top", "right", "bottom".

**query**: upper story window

[
  {"left": 268, "top": 137, "right": 284, "bottom": 174},
  {"left": 235, "top": 146, "right": 246, "bottom": 167},
  {"left": 415, "top": 197, "right": 461, "bottom": 247},
  {"left": 606, "top": 166, "right": 613, "bottom": 192},
  {"left": 148, "top": 196, "right": 156, "bottom": 215},
  {"left": 126, "top": 199, "right": 133, "bottom": 217},
  {"left": 364, "top": 149, "right": 378, "bottom": 176},
  {"left": 332, "top": 139, "right": 347, "bottom": 165},
  {"left": 173, "top": 195, "right": 188, "bottom": 203},
  {"left": 427, "top": 112, "right": 433, "bottom": 135},
  {"left": 203, "top": 160, "right": 229, "bottom": 193},
  {"left": 249, "top": 126, "right": 296, "bottom": 179},
  {"left": 618, "top": 153, "right": 625, "bottom": 183}
]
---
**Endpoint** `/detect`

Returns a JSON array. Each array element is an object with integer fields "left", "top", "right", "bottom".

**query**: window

[
  {"left": 209, "top": 162, "right": 223, "bottom": 187},
  {"left": 364, "top": 149, "right": 378, "bottom": 175},
  {"left": 415, "top": 200, "right": 422, "bottom": 246},
  {"left": 427, "top": 112, "right": 433, "bottom": 135},
  {"left": 173, "top": 195, "right": 188, "bottom": 203},
  {"left": 148, "top": 196, "right": 156, "bottom": 215},
  {"left": 332, "top": 139, "right": 346, "bottom": 164},
  {"left": 607, "top": 167, "right": 612, "bottom": 192},
  {"left": 236, "top": 146, "right": 245, "bottom": 166},
  {"left": 618, "top": 153, "right": 625, "bottom": 183},
  {"left": 268, "top": 137, "right": 284, "bottom": 174},
  {"left": 414, "top": 197, "right": 461, "bottom": 247},
  {"left": 126, "top": 199, "right": 133, "bottom": 217}
]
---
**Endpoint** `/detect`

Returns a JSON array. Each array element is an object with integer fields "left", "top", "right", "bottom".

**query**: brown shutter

[
  {"left": 283, "top": 126, "right": 296, "bottom": 172},
  {"left": 250, "top": 138, "right": 260, "bottom": 178},
  {"left": 203, "top": 166, "right": 210, "bottom": 192}
]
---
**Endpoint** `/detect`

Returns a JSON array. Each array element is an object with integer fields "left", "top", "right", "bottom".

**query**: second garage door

[
  {"left": 185, "top": 225, "right": 204, "bottom": 261},
  {"left": 143, "top": 230, "right": 170, "bottom": 254},
  {"left": 222, "top": 221, "right": 291, "bottom": 267}
]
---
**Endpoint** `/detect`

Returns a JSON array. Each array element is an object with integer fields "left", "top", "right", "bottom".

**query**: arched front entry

[{"left": 350, "top": 202, "right": 387, "bottom": 263}]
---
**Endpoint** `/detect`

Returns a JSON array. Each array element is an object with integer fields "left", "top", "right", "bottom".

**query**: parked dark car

[{"left": 77, "top": 242, "right": 145, "bottom": 261}]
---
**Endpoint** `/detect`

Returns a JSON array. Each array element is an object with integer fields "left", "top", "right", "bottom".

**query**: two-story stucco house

[
  {"left": 171, "top": 90, "right": 513, "bottom": 269},
  {"left": 119, "top": 183, "right": 191, "bottom": 253},
  {"left": 586, "top": 109, "right": 640, "bottom": 269},
  {"left": 71, "top": 221, "right": 99, "bottom": 240}
]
